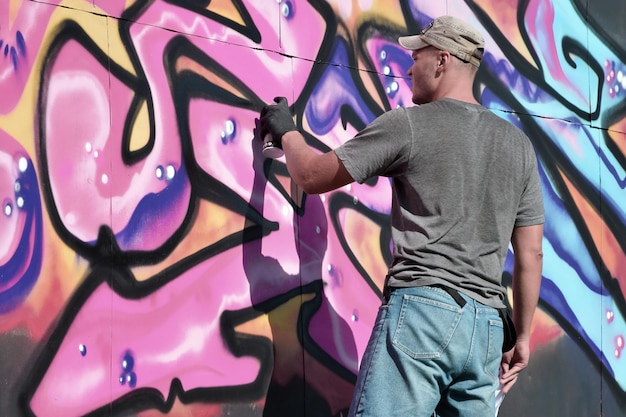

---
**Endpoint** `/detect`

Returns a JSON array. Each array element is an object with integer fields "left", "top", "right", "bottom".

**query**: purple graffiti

[{"left": 0, "top": 131, "right": 43, "bottom": 314}]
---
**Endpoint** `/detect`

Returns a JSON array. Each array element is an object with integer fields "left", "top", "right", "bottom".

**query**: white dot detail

[
  {"left": 225, "top": 119, "right": 235, "bottom": 135},
  {"left": 18, "top": 157, "right": 28, "bottom": 173},
  {"left": 165, "top": 165, "right": 176, "bottom": 181}
]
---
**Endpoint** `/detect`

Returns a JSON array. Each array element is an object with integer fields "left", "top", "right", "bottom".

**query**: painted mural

[{"left": 0, "top": 0, "right": 625, "bottom": 416}]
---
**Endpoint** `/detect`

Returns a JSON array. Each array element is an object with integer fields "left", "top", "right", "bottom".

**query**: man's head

[
  {"left": 399, "top": 16, "right": 484, "bottom": 104},
  {"left": 398, "top": 15, "right": 484, "bottom": 67}
]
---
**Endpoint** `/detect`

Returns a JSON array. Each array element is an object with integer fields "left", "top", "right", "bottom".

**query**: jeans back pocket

[{"left": 392, "top": 293, "right": 462, "bottom": 359}]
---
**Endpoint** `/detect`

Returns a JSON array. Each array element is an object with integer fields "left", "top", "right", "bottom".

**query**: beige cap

[{"left": 398, "top": 16, "right": 484, "bottom": 67}]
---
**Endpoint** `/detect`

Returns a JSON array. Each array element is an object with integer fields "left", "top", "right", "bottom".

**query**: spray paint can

[{"left": 262, "top": 134, "right": 284, "bottom": 158}]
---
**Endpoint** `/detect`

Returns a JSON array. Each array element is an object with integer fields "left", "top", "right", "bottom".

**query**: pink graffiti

[
  {"left": 0, "top": 0, "right": 63, "bottom": 113},
  {"left": 42, "top": 35, "right": 190, "bottom": 250},
  {"left": 131, "top": 0, "right": 327, "bottom": 106},
  {"left": 366, "top": 35, "right": 414, "bottom": 110},
  {"left": 0, "top": 129, "right": 42, "bottom": 314},
  {"left": 30, "top": 248, "right": 260, "bottom": 417},
  {"left": 525, "top": 0, "right": 588, "bottom": 104},
  {"left": 29, "top": 186, "right": 381, "bottom": 416},
  {"left": 30, "top": 140, "right": 382, "bottom": 414},
  {"left": 0, "top": 132, "right": 26, "bottom": 268},
  {"left": 31, "top": 1, "right": 382, "bottom": 414}
]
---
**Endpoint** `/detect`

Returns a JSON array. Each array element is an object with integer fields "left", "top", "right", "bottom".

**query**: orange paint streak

[
  {"left": 505, "top": 288, "right": 564, "bottom": 351},
  {"left": 234, "top": 311, "right": 272, "bottom": 341},
  {"left": 264, "top": 294, "right": 313, "bottom": 385},
  {"left": 206, "top": 0, "right": 245, "bottom": 26},
  {"left": 473, "top": 0, "right": 536, "bottom": 65},
  {"left": 9, "top": 0, "right": 20, "bottom": 28},
  {"left": 175, "top": 56, "right": 247, "bottom": 101},
  {"left": 138, "top": 399, "right": 223, "bottom": 417},
  {"left": 529, "top": 308, "right": 564, "bottom": 353},
  {"left": 343, "top": 208, "right": 387, "bottom": 291},
  {"left": 561, "top": 171, "right": 626, "bottom": 297}
]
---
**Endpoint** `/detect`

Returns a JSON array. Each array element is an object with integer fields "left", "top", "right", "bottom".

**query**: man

[{"left": 258, "top": 15, "right": 544, "bottom": 417}]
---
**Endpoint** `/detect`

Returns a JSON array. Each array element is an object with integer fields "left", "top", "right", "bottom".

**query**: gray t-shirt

[{"left": 334, "top": 98, "right": 544, "bottom": 308}]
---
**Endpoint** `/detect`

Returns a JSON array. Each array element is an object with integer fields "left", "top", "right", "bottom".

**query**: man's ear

[{"left": 438, "top": 50, "right": 451, "bottom": 67}]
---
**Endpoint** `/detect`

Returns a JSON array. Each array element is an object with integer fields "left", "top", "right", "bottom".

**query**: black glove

[{"left": 259, "top": 97, "right": 297, "bottom": 157}]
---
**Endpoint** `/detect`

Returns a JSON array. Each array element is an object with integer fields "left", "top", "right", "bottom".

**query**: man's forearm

[
  {"left": 512, "top": 251, "right": 542, "bottom": 340},
  {"left": 281, "top": 131, "right": 320, "bottom": 192},
  {"left": 511, "top": 224, "right": 544, "bottom": 340}
]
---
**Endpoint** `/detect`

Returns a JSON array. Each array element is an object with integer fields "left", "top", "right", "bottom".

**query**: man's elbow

[
  {"left": 297, "top": 171, "right": 351, "bottom": 195},
  {"left": 287, "top": 152, "right": 353, "bottom": 195},
  {"left": 297, "top": 178, "right": 330, "bottom": 195},
  {"left": 515, "top": 248, "right": 543, "bottom": 273},
  {"left": 518, "top": 245, "right": 543, "bottom": 261}
]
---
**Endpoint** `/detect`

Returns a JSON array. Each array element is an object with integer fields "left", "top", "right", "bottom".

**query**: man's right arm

[
  {"left": 500, "top": 223, "right": 543, "bottom": 393},
  {"left": 258, "top": 97, "right": 355, "bottom": 195}
]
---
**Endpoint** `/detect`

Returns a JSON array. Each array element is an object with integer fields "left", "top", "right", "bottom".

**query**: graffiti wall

[{"left": 1, "top": 0, "right": 625, "bottom": 416}]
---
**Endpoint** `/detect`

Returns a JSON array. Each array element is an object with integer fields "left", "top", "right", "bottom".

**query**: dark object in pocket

[{"left": 498, "top": 306, "right": 517, "bottom": 352}]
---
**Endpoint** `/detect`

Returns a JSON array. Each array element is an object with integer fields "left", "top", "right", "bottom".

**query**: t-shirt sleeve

[
  {"left": 334, "top": 108, "right": 413, "bottom": 184},
  {"left": 515, "top": 141, "right": 545, "bottom": 227}
]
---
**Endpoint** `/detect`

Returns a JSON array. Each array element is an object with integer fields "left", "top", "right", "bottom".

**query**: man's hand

[
  {"left": 259, "top": 97, "right": 297, "bottom": 157},
  {"left": 499, "top": 337, "right": 530, "bottom": 394}
]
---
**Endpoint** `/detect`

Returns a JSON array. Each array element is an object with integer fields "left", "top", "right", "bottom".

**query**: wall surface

[{"left": 1, "top": 0, "right": 625, "bottom": 416}]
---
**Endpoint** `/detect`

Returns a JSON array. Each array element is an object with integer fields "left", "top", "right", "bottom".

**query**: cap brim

[{"left": 398, "top": 35, "right": 430, "bottom": 50}]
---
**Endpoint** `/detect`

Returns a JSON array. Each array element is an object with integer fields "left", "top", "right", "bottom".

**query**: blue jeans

[{"left": 348, "top": 286, "right": 503, "bottom": 417}]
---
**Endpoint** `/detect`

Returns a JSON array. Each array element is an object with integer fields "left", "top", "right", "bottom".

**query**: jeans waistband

[
  {"left": 431, "top": 284, "right": 467, "bottom": 307},
  {"left": 385, "top": 285, "right": 467, "bottom": 308}
]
